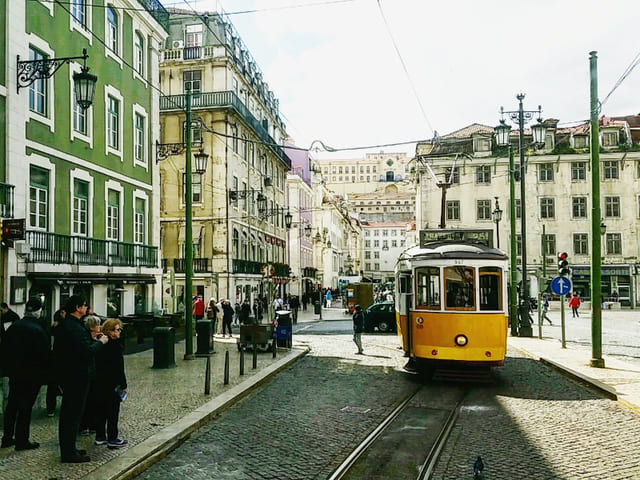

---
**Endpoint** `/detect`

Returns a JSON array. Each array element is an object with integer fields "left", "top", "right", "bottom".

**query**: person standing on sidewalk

[
  {"left": 541, "top": 295, "right": 552, "bottom": 326},
  {"left": 568, "top": 293, "right": 581, "bottom": 318},
  {"left": 192, "top": 295, "right": 205, "bottom": 321},
  {"left": 352, "top": 304, "right": 364, "bottom": 354},
  {"left": 206, "top": 298, "right": 218, "bottom": 334},
  {"left": 94, "top": 318, "right": 128, "bottom": 450},
  {"left": 54, "top": 295, "right": 108, "bottom": 463},
  {"left": 289, "top": 296, "right": 300, "bottom": 324},
  {"left": 0, "top": 297, "right": 50, "bottom": 451}
]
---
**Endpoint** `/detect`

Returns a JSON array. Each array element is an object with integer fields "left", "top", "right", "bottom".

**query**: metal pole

[
  {"left": 224, "top": 351, "right": 230, "bottom": 385},
  {"left": 204, "top": 355, "right": 211, "bottom": 395},
  {"left": 184, "top": 87, "right": 195, "bottom": 359},
  {"left": 517, "top": 93, "right": 532, "bottom": 337},
  {"left": 509, "top": 146, "right": 518, "bottom": 337},
  {"left": 590, "top": 51, "right": 604, "bottom": 367},
  {"left": 561, "top": 294, "right": 566, "bottom": 349}
]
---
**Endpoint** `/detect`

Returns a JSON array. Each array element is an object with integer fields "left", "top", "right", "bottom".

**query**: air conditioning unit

[
  {"left": 172, "top": 40, "right": 184, "bottom": 49},
  {"left": 264, "top": 177, "right": 272, "bottom": 187}
]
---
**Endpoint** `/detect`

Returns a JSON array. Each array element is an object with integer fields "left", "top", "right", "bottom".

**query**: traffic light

[
  {"left": 558, "top": 252, "right": 570, "bottom": 276},
  {"left": 1, "top": 221, "right": 12, "bottom": 248}
]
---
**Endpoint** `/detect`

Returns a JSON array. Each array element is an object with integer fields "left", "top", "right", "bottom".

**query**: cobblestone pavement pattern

[{"left": 136, "top": 334, "right": 640, "bottom": 480}]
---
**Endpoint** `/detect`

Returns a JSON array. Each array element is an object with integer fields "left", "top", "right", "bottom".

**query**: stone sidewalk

[{"left": 0, "top": 334, "right": 307, "bottom": 480}]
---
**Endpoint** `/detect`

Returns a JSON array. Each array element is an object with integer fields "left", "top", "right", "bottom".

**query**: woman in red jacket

[{"left": 568, "top": 293, "right": 581, "bottom": 318}]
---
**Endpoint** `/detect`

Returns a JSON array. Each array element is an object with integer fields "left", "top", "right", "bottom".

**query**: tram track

[{"left": 329, "top": 383, "right": 470, "bottom": 480}]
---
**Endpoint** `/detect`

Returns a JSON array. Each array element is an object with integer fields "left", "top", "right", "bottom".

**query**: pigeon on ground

[{"left": 473, "top": 455, "right": 484, "bottom": 479}]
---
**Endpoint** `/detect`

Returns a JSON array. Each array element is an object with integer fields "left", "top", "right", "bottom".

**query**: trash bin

[
  {"left": 276, "top": 310, "right": 292, "bottom": 348},
  {"left": 152, "top": 326, "right": 176, "bottom": 369},
  {"left": 314, "top": 301, "right": 321, "bottom": 315},
  {"left": 196, "top": 320, "right": 213, "bottom": 355}
]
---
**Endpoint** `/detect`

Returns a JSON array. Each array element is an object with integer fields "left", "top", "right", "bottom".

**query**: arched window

[
  {"left": 107, "top": 6, "right": 119, "bottom": 53},
  {"left": 251, "top": 234, "right": 256, "bottom": 261},
  {"left": 386, "top": 171, "right": 394, "bottom": 182},
  {"left": 242, "top": 232, "right": 248, "bottom": 260},
  {"left": 134, "top": 32, "right": 144, "bottom": 76}
]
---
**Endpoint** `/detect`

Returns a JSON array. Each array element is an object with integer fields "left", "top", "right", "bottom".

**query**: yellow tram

[{"left": 395, "top": 230, "right": 509, "bottom": 370}]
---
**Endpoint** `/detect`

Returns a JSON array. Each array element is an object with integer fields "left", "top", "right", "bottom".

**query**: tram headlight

[
  {"left": 416, "top": 317, "right": 424, "bottom": 324},
  {"left": 454, "top": 334, "right": 468, "bottom": 347}
]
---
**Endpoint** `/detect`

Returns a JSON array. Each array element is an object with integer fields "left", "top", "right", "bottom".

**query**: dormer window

[
  {"left": 572, "top": 135, "right": 589, "bottom": 149},
  {"left": 601, "top": 131, "right": 619, "bottom": 147},
  {"left": 473, "top": 136, "right": 491, "bottom": 152}
]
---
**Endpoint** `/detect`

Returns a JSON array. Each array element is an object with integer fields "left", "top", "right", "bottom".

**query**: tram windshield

[
  {"left": 479, "top": 267, "right": 502, "bottom": 310},
  {"left": 444, "top": 266, "right": 475, "bottom": 309}
]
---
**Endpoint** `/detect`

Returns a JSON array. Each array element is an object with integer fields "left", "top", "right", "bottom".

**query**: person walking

[
  {"left": 53, "top": 295, "right": 108, "bottom": 463},
  {"left": 352, "top": 304, "right": 364, "bottom": 355},
  {"left": 289, "top": 296, "right": 300, "bottom": 324},
  {"left": 192, "top": 295, "right": 205, "bottom": 321},
  {"left": 568, "top": 293, "right": 581, "bottom": 318},
  {"left": 222, "top": 301, "right": 235, "bottom": 336},
  {"left": 94, "top": 318, "right": 128, "bottom": 449},
  {"left": 0, "top": 297, "right": 50, "bottom": 451},
  {"left": 541, "top": 295, "right": 552, "bottom": 326},
  {"left": 301, "top": 293, "right": 308, "bottom": 311},
  {"left": 325, "top": 290, "right": 332, "bottom": 308},
  {"left": 239, "top": 299, "right": 251, "bottom": 326}
]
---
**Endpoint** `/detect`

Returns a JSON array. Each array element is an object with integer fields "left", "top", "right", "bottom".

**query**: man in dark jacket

[
  {"left": 352, "top": 304, "right": 364, "bottom": 355},
  {"left": 53, "top": 295, "right": 108, "bottom": 463},
  {"left": 0, "top": 297, "right": 50, "bottom": 450},
  {"left": 0, "top": 302, "right": 20, "bottom": 343}
]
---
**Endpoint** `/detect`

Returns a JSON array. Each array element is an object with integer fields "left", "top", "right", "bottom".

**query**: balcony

[
  {"left": 232, "top": 259, "right": 263, "bottom": 275},
  {"left": 0, "top": 183, "right": 14, "bottom": 218},
  {"left": 173, "top": 257, "right": 209, "bottom": 273},
  {"left": 26, "top": 231, "right": 157, "bottom": 268},
  {"left": 159, "top": 91, "right": 291, "bottom": 168},
  {"left": 137, "top": 0, "right": 169, "bottom": 30}
]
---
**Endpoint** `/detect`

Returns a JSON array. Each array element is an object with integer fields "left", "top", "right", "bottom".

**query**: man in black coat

[
  {"left": 53, "top": 295, "right": 108, "bottom": 463},
  {"left": 0, "top": 297, "right": 50, "bottom": 450},
  {"left": 0, "top": 302, "right": 20, "bottom": 343}
]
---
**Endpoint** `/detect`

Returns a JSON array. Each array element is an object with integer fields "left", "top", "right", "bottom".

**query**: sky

[{"left": 180, "top": 0, "right": 640, "bottom": 159}]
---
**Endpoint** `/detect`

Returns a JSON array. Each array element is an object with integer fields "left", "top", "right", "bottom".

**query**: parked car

[{"left": 363, "top": 301, "right": 396, "bottom": 333}]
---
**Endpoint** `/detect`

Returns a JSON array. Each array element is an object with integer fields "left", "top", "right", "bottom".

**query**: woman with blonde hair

[{"left": 94, "top": 318, "right": 128, "bottom": 449}]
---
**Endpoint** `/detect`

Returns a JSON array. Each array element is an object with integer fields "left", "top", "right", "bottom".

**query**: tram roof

[{"left": 398, "top": 242, "right": 508, "bottom": 261}]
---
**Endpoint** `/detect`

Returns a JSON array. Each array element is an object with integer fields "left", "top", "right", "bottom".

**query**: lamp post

[
  {"left": 495, "top": 94, "right": 547, "bottom": 337},
  {"left": 156, "top": 87, "right": 209, "bottom": 359},
  {"left": 17, "top": 48, "right": 97, "bottom": 109},
  {"left": 492, "top": 196, "right": 503, "bottom": 248}
]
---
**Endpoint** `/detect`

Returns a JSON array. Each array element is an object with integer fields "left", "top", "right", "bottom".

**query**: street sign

[{"left": 551, "top": 276, "right": 571, "bottom": 295}]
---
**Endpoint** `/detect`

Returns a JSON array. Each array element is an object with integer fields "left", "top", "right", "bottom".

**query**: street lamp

[
  {"left": 156, "top": 87, "right": 208, "bottom": 359},
  {"left": 492, "top": 197, "right": 503, "bottom": 248},
  {"left": 17, "top": 48, "right": 97, "bottom": 109},
  {"left": 495, "top": 93, "right": 547, "bottom": 337}
]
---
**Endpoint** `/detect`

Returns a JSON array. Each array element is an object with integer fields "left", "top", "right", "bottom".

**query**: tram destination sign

[{"left": 419, "top": 229, "right": 494, "bottom": 248}]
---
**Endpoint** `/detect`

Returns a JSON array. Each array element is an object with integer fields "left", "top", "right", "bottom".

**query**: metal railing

[
  {"left": 173, "top": 257, "right": 209, "bottom": 273},
  {"left": 232, "top": 259, "right": 263, "bottom": 275},
  {"left": 137, "top": 0, "right": 169, "bottom": 29},
  {"left": 159, "top": 91, "right": 291, "bottom": 168},
  {"left": 26, "top": 231, "right": 157, "bottom": 267}
]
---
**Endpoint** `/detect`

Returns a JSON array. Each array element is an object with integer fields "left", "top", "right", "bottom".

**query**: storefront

[{"left": 570, "top": 265, "right": 634, "bottom": 307}]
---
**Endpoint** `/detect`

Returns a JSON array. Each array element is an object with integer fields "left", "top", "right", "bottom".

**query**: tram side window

[
  {"left": 445, "top": 266, "right": 475, "bottom": 309},
  {"left": 415, "top": 267, "right": 440, "bottom": 309},
  {"left": 479, "top": 267, "right": 502, "bottom": 311}
]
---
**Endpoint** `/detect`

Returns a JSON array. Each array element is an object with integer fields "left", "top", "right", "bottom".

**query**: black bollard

[
  {"left": 224, "top": 351, "right": 230, "bottom": 385},
  {"left": 272, "top": 339, "right": 277, "bottom": 358},
  {"left": 252, "top": 342, "right": 257, "bottom": 369},
  {"left": 204, "top": 355, "right": 211, "bottom": 395},
  {"left": 240, "top": 349, "right": 245, "bottom": 376}
]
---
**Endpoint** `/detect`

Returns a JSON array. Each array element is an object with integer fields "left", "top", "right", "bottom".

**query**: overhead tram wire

[
  {"left": 375, "top": 0, "right": 434, "bottom": 138},
  {"left": 599, "top": 49, "right": 640, "bottom": 112}
]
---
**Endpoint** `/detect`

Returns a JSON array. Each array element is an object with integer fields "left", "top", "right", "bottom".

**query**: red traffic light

[{"left": 558, "top": 252, "right": 568, "bottom": 260}]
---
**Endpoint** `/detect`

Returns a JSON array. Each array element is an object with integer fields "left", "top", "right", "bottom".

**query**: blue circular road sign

[{"left": 551, "top": 276, "right": 572, "bottom": 295}]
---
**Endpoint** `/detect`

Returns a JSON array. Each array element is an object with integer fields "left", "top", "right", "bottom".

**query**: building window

[
  {"left": 573, "top": 233, "right": 588, "bottom": 255},
  {"left": 444, "top": 167, "right": 459, "bottom": 184},
  {"left": 364, "top": 240, "right": 371, "bottom": 247},
  {"left": 391, "top": 240, "right": 397, "bottom": 247},
  {"left": 604, "top": 196, "right": 620, "bottom": 217},
  {"left": 183, "top": 70, "right": 201, "bottom": 94},
  {"left": 29, "top": 47, "right": 47, "bottom": 115},
  {"left": 107, "top": 189, "right": 119, "bottom": 241},
  {"left": 374, "top": 263, "right": 380, "bottom": 270},
  {"left": 73, "top": 179, "right": 89, "bottom": 236},
  {"left": 72, "top": 0, "right": 86, "bottom": 27},
  {"left": 107, "top": 95, "right": 119, "bottom": 150},
  {"left": 476, "top": 166, "right": 491, "bottom": 184},
  {"left": 134, "top": 113, "right": 145, "bottom": 164},
  {"left": 473, "top": 137, "right": 491, "bottom": 152},
  {"left": 364, "top": 262, "right": 371, "bottom": 270},
  {"left": 540, "top": 197, "right": 555, "bottom": 219},
  {"left": 476, "top": 200, "right": 491, "bottom": 220},
  {"left": 603, "top": 161, "right": 619, "bottom": 180},
  {"left": 572, "top": 196, "right": 587, "bottom": 218},
  {"left": 374, "top": 251, "right": 380, "bottom": 259},
  {"left": 602, "top": 131, "right": 618, "bottom": 147},
  {"left": 134, "top": 197, "right": 146, "bottom": 244},
  {"left": 374, "top": 240, "right": 379, "bottom": 247},
  {"left": 29, "top": 166, "right": 49, "bottom": 230},
  {"left": 516, "top": 234, "right": 522, "bottom": 256},
  {"left": 107, "top": 6, "right": 118, "bottom": 53},
  {"left": 183, "top": 173, "right": 202, "bottom": 203},
  {"left": 571, "top": 162, "right": 586, "bottom": 181},
  {"left": 232, "top": 229, "right": 239, "bottom": 258},
  {"left": 364, "top": 251, "right": 370, "bottom": 259},
  {"left": 515, "top": 199, "right": 521, "bottom": 219},
  {"left": 605, "top": 233, "right": 622, "bottom": 255},
  {"left": 446, "top": 200, "right": 460, "bottom": 220},
  {"left": 400, "top": 240, "right": 405, "bottom": 247},
  {"left": 185, "top": 23, "right": 203, "bottom": 47},
  {"left": 541, "top": 233, "right": 556, "bottom": 256},
  {"left": 573, "top": 135, "right": 588, "bottom": 148},
  {"left": 538, "top": 163, "right": 554, "bottom": 182},
  {"left": 230, "top": 124, "right": 238, "bottom": 152},
  {"left": 73, "top": 90, "right": 87, "bottom": 135},
  {"left": 134, "top": 32, "right": 144, "bottom": 76}
]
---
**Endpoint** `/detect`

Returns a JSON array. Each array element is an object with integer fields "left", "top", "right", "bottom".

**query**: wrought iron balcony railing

[
  {"left": 173, "top": 257, "right": 209, "bottom": 273},
  {"left": 159, "top": 91, "right": 291, "bottom": 168},
  {"left": 26, "top": 231, "right": 157, "bottom": 268},
  {"left": 232, "top": 259, "right": 263, "bottom": 275}
]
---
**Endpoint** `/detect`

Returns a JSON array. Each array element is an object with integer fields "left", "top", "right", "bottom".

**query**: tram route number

[{"left": 551, "top": 276, "right": 572, "bottom": 296}]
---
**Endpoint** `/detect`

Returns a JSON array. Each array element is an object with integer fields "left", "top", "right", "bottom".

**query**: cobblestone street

[{"left": 136, "top": 332, "right": 640, "bottom": 480}]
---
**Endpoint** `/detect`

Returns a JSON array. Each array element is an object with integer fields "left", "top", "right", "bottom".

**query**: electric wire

[
  {"left": 375, "top": 0, "right": 434, "bottom": 138},
  {"left": 600, "top": 50, "right": 640, "bottom": 112}
]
